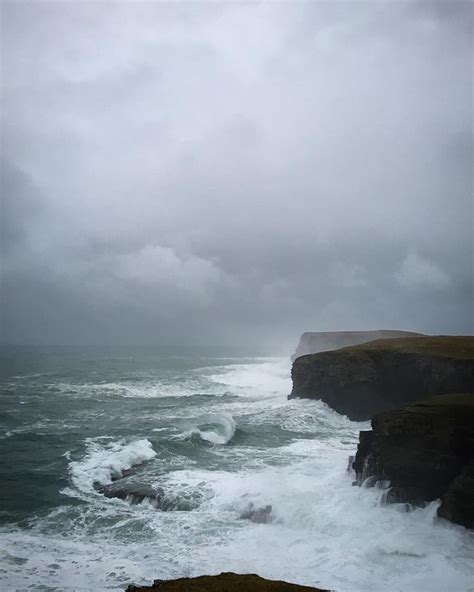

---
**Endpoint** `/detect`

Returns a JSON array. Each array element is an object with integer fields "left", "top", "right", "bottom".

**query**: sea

[{"left": 1, "top": 346, "right": 473, "bottom": 592}]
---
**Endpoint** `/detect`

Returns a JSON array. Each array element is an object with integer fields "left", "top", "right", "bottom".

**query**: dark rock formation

[
  {"left": 125, "top": 572, "right": 329, "bottom": 591},
  {"left": 438, "top": 460, "right": 474, "bottom": 527},
  {"left": 290, "top": 336, "right": 474, "bottom": 421},
  {"left": 97, "top": 482, "right": 165, "bottom": 506},
  {"left": 293, "top": 330, "right": 424, "bottom": 359},
  {"left": 240, "top": 503, "right": 273, "bottom": 523},
  {"left": 97, "top": 481, "right": 202, "bottom": 511},
  {"left": 353, "top": 393, "right": 474, "bottom": 528}
]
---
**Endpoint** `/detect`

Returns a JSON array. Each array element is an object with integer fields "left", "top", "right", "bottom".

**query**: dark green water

[{"left": 1, "top": 346, "right": 473, "bottom": 592}]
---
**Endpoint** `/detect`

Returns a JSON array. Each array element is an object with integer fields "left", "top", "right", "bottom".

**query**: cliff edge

[
  {"left": 293, "top": 330, "right": 424, "bottom": 359},
  {"left": 289, "top": 336, "right": 474, "bottom": 420}
]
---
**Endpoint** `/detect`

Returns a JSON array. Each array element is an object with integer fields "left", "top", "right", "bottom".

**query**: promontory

[{"left": 289, "top": 336, "right": 474, "bottom": 421}]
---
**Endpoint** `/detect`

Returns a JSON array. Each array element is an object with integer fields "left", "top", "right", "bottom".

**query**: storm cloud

[{"left": 1, "top": 1, "right": 472, "bottom": 349}]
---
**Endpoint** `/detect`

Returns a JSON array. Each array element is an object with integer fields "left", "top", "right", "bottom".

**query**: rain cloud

[{"left": 1, "top": 1, "right": 472, "bottom": 348}]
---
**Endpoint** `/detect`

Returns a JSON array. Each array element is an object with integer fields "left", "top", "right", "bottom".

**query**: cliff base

[{"left": 353, "top": 393, "right": 474, "bottom": 529}]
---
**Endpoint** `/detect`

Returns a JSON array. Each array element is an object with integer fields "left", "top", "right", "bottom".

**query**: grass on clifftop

[{"left": 339, "top": 336, "right": 474, "bottom": 360}]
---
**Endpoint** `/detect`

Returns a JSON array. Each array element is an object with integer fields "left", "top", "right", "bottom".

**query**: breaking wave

[
  {"left": 3, "top": 352, "right": 474, "bottom": 592},
  {"left": 188, "top": 413, "right": 236, "bottom": 445},
  {"left": 68, "top": 438, "right": 156, "bottom": 494}
]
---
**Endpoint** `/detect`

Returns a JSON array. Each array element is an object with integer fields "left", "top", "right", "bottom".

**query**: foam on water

[
  {"left": 150, "top": 446, "right": 474, "bottom": 592},
  {"left": 49, "top": 377, "right": 227, "bottom": 399},
  {"left": 1, "top": 353, "right": 474, "bottom": 592}
]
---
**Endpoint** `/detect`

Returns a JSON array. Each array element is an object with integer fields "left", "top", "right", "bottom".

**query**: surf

[{"left": 187, "top": 412, "right": 237, "bottom": 445}]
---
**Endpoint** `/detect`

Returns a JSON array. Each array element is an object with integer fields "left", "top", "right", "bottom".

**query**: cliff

[
  {"left": 352, "top": 393, "right": 474, "bottom": 529},
  {"left": 289, "top": 336, "right": 474, "bottom": 421},
  {"left": 125, "top": 572, "right": 329, "bottom": 591},
  {"left": 293, "top": 330, "right": 424, "bottom": 359}
]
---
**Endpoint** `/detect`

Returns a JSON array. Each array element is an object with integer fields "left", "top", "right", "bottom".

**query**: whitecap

[{"left": 68, "top": 438, "right": 156, "bottom": 494}]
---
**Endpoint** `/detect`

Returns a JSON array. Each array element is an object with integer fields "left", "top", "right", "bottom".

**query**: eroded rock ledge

[
  {"left": 289, "top": 336, "right": 474, "bottom": 421},
  {"left": 126, "top": 572, "right": 329, "bottom": 591},
  {"left": 353, "top": 393, "right": 474, "bottom": 529}
]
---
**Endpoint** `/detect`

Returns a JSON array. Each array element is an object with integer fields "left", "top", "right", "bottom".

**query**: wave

[
  {"left": 188, "top": 413, "right": 236, "bottom": 445},
  {"left": 48, "top": 377, "right": 224, "bottom": 399},
  {"left": 207, "top": 359, "right": 291, "bottom": 399},
  {"left": 68, "top": 438, "right": 156, "bottom": 494}
]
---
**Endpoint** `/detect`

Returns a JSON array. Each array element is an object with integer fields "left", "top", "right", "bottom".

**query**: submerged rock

[
  {"left": 125, "top": 572, "right": 329, "bottom": 591},
  {"left": 97, "top": 482, "right": 165, "bottom": 506},
  {"left": 97, "top": 481, "right": 201, "bottom": 511},
  {"left": 353, "top": 393, "right": 474, "bottom": 528},
  {"left": 293, "top": 330, "right": 424, "bottom": 359},
  {"left": 290, "top": 336, "right": 474, "bottom": 420},
  {"left": 240, "top": 503, "right": 273, "bottom": 523}
]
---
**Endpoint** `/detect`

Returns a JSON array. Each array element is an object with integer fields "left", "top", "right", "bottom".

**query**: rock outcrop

[
  {"left": 240, "top": 502, "right": 274, "bottom": 523},
  {"left": 353, "top": 393, "right": 474, "bottom": 528},
  {"left": 97, "top": 480, "right": 203, "bottom": 511},
  {"left": 125, "top": 572, "right": 329, "bottom": 591},
  {"left": 289, "top": 336, "right": 474, "bottom": 421},
  {"left": 293, "top": 330, "right": 424, "bottom": 359},
  {"left": 98, "top": 482, "right": 164, "bottom": 505}
]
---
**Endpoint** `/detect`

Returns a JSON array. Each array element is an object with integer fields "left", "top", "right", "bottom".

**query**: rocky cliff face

[
  {"left": 125, "top": 572, "right": 328, "bottom": 591},
  {"left": 293, "top": 330, "right": 424, "bottom": 359},
  {"left": 352, "top": 394, "right": 474, "bottom": 529},
  {"left": 289, "top": 336, "right": 474, "bottom": 421}
]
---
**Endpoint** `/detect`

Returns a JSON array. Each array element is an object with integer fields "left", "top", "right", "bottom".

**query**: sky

[{"left": 1, "top": 1, "right": 473, "bottom": 350}]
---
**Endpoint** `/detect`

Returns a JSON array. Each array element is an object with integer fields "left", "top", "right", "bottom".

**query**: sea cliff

[
  {"left": 352, "top": 393, "right": 474, "bottom": 529},
  {"left": 289, "top": 336, "right": 474, "bottom": 421}
]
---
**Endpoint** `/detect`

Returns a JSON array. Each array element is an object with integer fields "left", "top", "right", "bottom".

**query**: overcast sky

[{"left": 1, "top": 1, "right": 472, "bottom": 350}]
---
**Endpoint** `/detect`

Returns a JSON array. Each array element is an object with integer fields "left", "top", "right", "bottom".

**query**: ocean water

[{"left": 0, "top": 346, "right": 473, "bottom": 592}]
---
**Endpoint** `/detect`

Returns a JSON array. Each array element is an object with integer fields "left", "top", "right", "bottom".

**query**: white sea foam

[
  {"left": 7, "top": 433, "right": 473, "bottom": 592},
  {"left": 49, "top": 378, "right": 224, "bottom": 399},
  {"left": 207, "top": 359, "right": 291, "bottom": 398},
  {"left": 2, "top": 355, "right": 474, "bottom": 592},
  {"left": 68, "top": 438, "right": 156, "bottom": 493}
]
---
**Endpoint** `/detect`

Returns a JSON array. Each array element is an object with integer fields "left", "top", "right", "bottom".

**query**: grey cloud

[{"left": 1, "top": 1, "right": 472, "bottom": 349}]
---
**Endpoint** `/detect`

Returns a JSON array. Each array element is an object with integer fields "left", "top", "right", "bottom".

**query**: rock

[
  {"left": 289, "top": 336, "right": 474, "bottom": 421},
  {"left": 380, "top": 486, "right": 428, "bottom": 508},
  {"left": 97, "top": 481, "right": 202, "bottom": 511},
  {"left": 97, "top": 482, "right": 165, "bottom": 506},
  {"left": 293, "top": 330, "right": 424, "bottom": 360},
  {"left": 353, "top": 393, "right": 474, "bottom": 528},
  {"left": 125, "top": 572, "right": 329, "bottom": 591},
  {"left": 240, "top": 503, "right": 273, "bottom": 523},
  {"left": 438, "top": 460, "right": 474, "bottom": 528}
]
